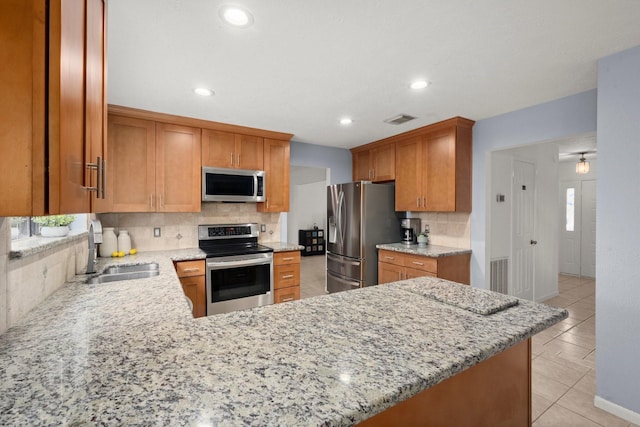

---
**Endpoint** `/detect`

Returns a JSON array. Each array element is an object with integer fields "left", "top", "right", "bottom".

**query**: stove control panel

[{"left": 198, "top": 223, "right": 259, "bottom": 240}]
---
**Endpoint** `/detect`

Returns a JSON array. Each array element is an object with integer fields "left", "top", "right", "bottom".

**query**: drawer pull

[
  {"left": 412, "top": 261, "right": 424, "bottom": 266},
  {"left": 282, "top": 257, "right": 294, "bottom": 261},
  {"left": 282, "top": 297, "right": 294, "bottom": 302},
  {"left": 385, "top": 256, "right": 395, "bottom": 260},
  {"left": 182, "top": 268, "right": 200, "bottom": 273},
  {"left": 281, "top": 274, "right": 294, "bottom": 279}
]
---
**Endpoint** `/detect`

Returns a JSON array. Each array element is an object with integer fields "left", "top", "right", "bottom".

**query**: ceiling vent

[{"left": 384, "top": 114, "right": 416, "bottom": 125}]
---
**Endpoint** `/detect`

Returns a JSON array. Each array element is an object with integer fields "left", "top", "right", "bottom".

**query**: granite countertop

[
  {"left": 262, "top": 241, "right": 305, "bottom": 252},
  {"left": 0, "top": 249, "right": 566, "bottom": 426},
  {"left": 377, "top": 242, "right": 472, "bottom": 257}
]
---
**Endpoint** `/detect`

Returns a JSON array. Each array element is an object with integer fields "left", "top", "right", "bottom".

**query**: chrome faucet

[{"left": 87, "top": 219, "right": 103, "bottom": 274}]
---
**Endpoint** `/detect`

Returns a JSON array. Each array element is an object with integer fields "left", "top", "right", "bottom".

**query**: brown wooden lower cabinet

[
  {"left": 174, "top": 260, "right": 206, "bottom": 318},
  {"left": 378, "top": 249, "right": 470, "bottom": 285},
  {"left": 273, "top": 251, "right": 301, "bottom": 303},
  {"left": 358, "top": 339, "right": 531, "bottom": 427}
]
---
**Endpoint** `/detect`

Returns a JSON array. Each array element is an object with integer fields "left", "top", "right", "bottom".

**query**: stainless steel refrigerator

[{"left": 326, "top": 181, "right": 399, "bottom": 293}]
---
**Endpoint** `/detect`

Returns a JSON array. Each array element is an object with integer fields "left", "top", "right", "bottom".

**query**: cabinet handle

[
  {"left": 412, "top": 261, "right": 424, "bottom": 266},
  {"left": 282, "top": 257, "right": 294, "bottom": 261},
  {"left": 384, "top": 256, "right": 395, "bottom": 260},
  {"left": 101, "top": 158, "right": 107, "bottom": 199},
  {"left": 182, "top": 268, "right": 200, "bottom": 273},
  {"left": 416, "top": 197, "right": 420, "bottom": 208},
  {"left": 281, "top": 274, "right": 294, "bottom": 279},
  {"left": 237, "top": 154, "right": 240, "bottom": 166},
  {"left": 282, "top": 297, "right": 294, "bottom": 302},
  {"left": 84, "top": 157, "right": 104, "bottom": 198},
  {"left": 150, "top": 193, "right": 154, "bottom": 209},
  {"left": 266, "top": 199, "right": 269, "bottom": 208},
  {"left": 422, "top": 197, "right": 426, "bottom": 208},
  {"left": 230, "top": 153, "right": 234, "bottom": 167},
  {"left": 159, "top": 194, "right": 163, "bottom": 209}
]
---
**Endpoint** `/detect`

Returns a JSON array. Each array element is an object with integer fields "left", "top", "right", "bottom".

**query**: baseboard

[
  {"left": 594, "top": 395, "right": 640, "bottom": 424},
  {"left": 536, "top": 290, "right": 559, "bottom": 303}
]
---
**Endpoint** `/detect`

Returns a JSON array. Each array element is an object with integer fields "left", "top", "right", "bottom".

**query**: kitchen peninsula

[{"left": 0, "top": 250, "right": 566, "bottom": 426}]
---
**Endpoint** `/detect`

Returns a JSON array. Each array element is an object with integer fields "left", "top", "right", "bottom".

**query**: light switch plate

[
  {"left": 260, "top": 224, "right": 266, "bottom": 232},
  {"left": 153, "top": 227, "right": 161, "bottom": 237}
]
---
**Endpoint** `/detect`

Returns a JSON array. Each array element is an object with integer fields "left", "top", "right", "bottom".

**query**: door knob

[{"left": 530, "top": 240, "right": 538, "bottom": 245}]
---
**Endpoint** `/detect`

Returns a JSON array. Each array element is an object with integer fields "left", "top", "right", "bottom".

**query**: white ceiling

[{"left": 107, "top": 0, "right": 640, "bottom": 150}]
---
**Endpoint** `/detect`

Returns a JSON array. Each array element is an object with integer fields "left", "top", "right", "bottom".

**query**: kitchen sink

[{"left": 86, "top": 262, "right": 160, "bottom": 284}]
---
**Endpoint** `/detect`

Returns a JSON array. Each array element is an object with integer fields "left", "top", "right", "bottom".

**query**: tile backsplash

[
  {"left": 97, "top": 203, "right": 282, "bottom": 253},
  {"left": 412, "top": 212, "right": 470, "bottom": 248}
]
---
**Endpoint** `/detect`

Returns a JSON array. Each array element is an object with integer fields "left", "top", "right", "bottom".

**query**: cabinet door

[
  {"left": 0, "top": 0, "right": 46, "bottom": 216},
  {"left": 85, "top": 0, "right": 108, "bottom": 212},
  {"left": 236, "top": 134, "right": 264, "bottom": 170},
  {"left": 180, "top": 275, "right": 206, "bottom": 318},
  {"left": 156, "top": 123, "right": 201, "bottom": 212},
  {"left": 378, "top": 261, "right": 404, "bottom": 284},
  {"left": 202, "top": 129, "right": 236, "bottom": 168},
  {"left": 404, "top": 266, "right": 436, "bottom": 280},
  {"left": 424, "top": 128, "right": 457, "bottom": 212},
  {"left": 108, "top": 115, "right": 156, "bottom": 212},
  {"left": 371, "top": 143, "right": 395, "bottom": 182},
  {"left": 48, "top": 0, "right": 89, "bottom": 214},
  {"left": 353, "top": 149, "right": 371, "bottom": 181},
  {"left": 258, "top": 139, "right": 290, "bottom": 212},
  {"left": 395, "top": 136, "right": 423, "bottom": 211}
]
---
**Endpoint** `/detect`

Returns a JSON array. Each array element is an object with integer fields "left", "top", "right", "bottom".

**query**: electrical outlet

[
  {"left": 260, "top": 224, "right": 266, "bottom": 232},
  {"left": 153, "top": 227, "right": 161, "bottom": 237}
]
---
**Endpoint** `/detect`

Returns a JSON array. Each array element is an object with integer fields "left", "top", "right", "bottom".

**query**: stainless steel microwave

[{"left": 202, "top": 167, "right": 265, "bottom": 202}]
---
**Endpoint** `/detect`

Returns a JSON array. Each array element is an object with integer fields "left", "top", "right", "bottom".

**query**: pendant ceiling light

[{"left": 576, "top": 153, "right": 590, "bottom": 174}]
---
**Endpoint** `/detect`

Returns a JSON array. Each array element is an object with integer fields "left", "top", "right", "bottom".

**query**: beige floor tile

[
  {"left": 539, "top": 337, "right": 594, "bottom": 361},
  {"left": 532, "top": 392, "right": 554, "bottom": 421},
  {"left": 533, "top": 404, "right": 601, "bottom": 427},
  {"left": 558, "top": 388, "right": 629, "bottom": 427},
  {"left": 564, "top": 285, "right": 596, "bottom": 299},
  {"left": 545, "top": 295, "right": 581, "bottom": 308},
  {"left": 556, "top": 330, "right": 595, "bottom": 351},
  {"left": 565, "top": 303, "right": 596, "bottom": 321},
  {"left": 532, "top": 371, "right": 572, "bottom": 402},
  {"left": 573, "top": 371, "right": 596, "bottom": 395},
  {"left": 533, "top": 355, "right": 590, "bottom": 387}
]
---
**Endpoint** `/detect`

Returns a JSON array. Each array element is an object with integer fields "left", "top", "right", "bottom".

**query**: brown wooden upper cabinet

[
  {"left": 257, "top": 139, "right": 290, "bottom": 212},
  {"left": 107, "top": 114, "right": 201, "bottom": 213},
  {"left": 351, "top": 142, "right": 395, "bottom": 182},
  {"left": 0, "top": 0, "right": 107, "bottom": 216},
  {"left": 395, "top": 119, "right": 473, "bottom": 212},
  {"left": 201, "top": 129, "right": 264, "bottom": 170}
]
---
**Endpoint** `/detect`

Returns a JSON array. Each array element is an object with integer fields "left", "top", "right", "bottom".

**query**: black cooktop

[{"left": 199, "top": 240, "right": 273, "bottom": 258}]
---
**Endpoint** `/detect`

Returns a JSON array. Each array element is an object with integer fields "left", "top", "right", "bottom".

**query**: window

[
  {"left": 566, "top": 188, "right": 575, "bottom": 232},
  {"left": 9, "top": 214, "right": 88, "bottom": 243}
]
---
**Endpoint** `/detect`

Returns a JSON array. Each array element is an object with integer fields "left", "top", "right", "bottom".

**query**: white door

[
  {"left": 559, "top": 181, "right": 581, "bottom": 275},
  {"left": 581, "top": 180, "right": 597, "bottom": 278},
  {"left": 511, "top": 160, "right": 536, "bottom": 300}
]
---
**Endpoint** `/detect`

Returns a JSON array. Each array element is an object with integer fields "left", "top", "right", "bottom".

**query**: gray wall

[
  {"left": 290, "top": 140, "right": 352, "bottom": 185},
  {"left": 596, "top": 45, "right": 640, "bottom": 416}
]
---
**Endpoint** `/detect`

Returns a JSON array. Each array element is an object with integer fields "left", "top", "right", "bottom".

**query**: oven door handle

[{"left": 207, "top": 257, "right": 271, "bottom": 269}]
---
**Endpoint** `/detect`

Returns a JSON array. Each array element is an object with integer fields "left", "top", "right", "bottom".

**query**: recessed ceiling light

[
  {"left": 194, "top": 87, "right": 214, "bottom": 97},
  {"left": 340, "top": 118, "right": 353, "bottom": 125},
  {"left": 220, "top": 5, "right": 254, "bottom": 27},
  {"left": 410, "top": 80, "right": 429, "bottom": 90}
]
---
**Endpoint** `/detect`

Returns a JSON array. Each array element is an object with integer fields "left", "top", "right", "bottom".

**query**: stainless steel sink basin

[
  {"left": 86, "top": 262, "right": 160, "bottom": 284},
  {"left": 103, "top": 262, "right": 159, "bottom": 275}
]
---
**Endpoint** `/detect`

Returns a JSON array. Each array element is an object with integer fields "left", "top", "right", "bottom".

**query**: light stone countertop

[
  {"left": 262, "top": 241, "right": 305, "bottom": 252},
  {"left": 0, "top": 248, "right": 566, "bottom": 426},
  {"left": 377, "top": 242, "right": 472, "bottom": 257}
]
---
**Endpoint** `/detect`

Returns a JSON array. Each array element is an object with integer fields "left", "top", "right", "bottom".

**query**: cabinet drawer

[
  {"left": 274, "top": 251, "right": 301, "bottom": 266},
  {"left": 175, "top": 260, "right": 205, "bottom": 278},
  {"left": 274, "top": 264, "right": 300, "bottom": 289},
  {"left": 378, "top": 250, "right": 405, "bottom": 266},
  {"left": 274, "top": 286, "right": 300, "bottom": 304},
  {"left": 404, "top": 254, "right": 437, "bottom": 273}
]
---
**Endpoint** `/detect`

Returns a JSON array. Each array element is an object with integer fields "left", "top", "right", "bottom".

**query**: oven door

[{"left": 206, "top": 253, "right": 273, "bottom": 315}]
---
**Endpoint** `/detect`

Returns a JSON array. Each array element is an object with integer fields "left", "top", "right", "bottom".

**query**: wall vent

[
  {"left": 490, "top": 258, "right": 509, "bottom": 295},
  {"left": 384, "top": 114, "right": 416, "bottom": 125}
]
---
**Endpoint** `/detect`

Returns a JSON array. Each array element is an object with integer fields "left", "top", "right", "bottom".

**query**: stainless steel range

[{"left": 198, "top": 224, "right": 274, "bottom": 315}]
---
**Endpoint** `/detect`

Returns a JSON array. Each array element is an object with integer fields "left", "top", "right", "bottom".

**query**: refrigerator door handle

[
  {"left": 327, "top": 252, "right": 360, "bottom": 266},
  {"left": 338, "top": 190, "right": 346, "bottom": 246}
]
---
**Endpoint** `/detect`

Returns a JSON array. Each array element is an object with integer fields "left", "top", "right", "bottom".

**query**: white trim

[{"left": 594, "top": 395, "right": 640, "bottom": 424}]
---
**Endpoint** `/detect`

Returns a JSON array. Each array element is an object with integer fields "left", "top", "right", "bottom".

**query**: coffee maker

[{"left": 400, "top": 218, "right": 421, "bottom": 245}]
